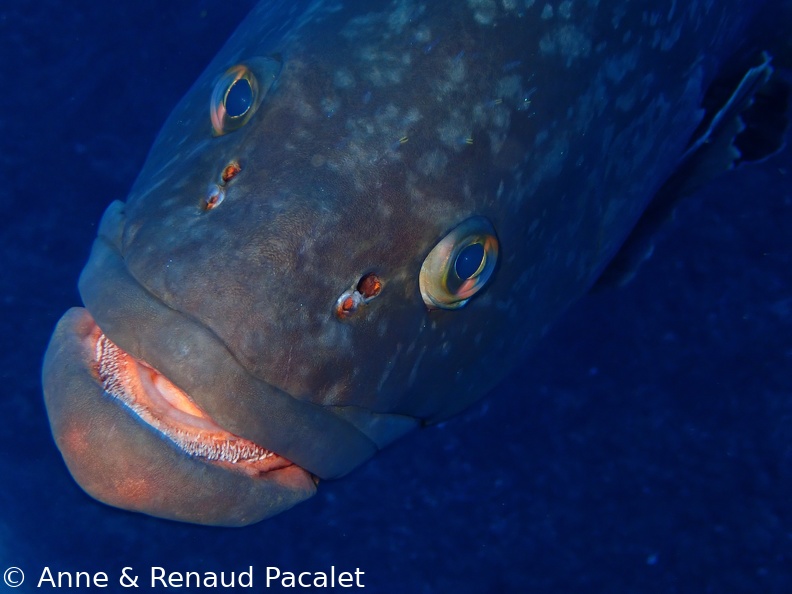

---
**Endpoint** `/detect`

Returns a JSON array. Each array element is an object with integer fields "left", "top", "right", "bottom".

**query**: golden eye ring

[
  {"left": 210, "top": 57, "right": 281, "bottom": 136},
  {"left": 419, "top": 217, "right": 499, "bottom": 310}
]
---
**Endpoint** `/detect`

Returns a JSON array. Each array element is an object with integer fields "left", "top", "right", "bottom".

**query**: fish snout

[{"left": 42, "top": 307, "right": 317, "bottom": 526}]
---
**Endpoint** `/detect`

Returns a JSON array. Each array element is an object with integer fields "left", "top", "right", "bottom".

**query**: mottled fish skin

[{"left": 43, "top": 0, "right": 778, "bottom": 525}]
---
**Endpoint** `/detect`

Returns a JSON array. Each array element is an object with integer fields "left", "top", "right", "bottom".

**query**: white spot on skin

[
  {"left": 496, "top": 74, "right": 523, "bottom": 100},
  {"left": 331, "top": 102, "right": 423, "bottom": 188},
  {"left": 467, "top": 0, "right": 499, "bottom": 25},
  {"left": 334, "top": 68, "right": 355, "bottom": 89},
  {"left": 475, "top": 102, "right": 511, "bottom": 154},
  {"left": 418, "top": 150, "right": 449, "bottom": 178},
  {"left": 539, "top": 25, "right": 592, "bottom": 67},
  {"left": 447, "top": 57, "right": 467, "bottom": 85},
  {"left": 387, "top": 2, "right": 415, "bottom": 33},
  {"left": 541, "top": 3, "right": 553, "bottom": 19},
  {"left": 413, "top": 25, "right": 432, "bottom": 43},
  {"left": 437, "top": 111, "right": 473, "bottom": 151},
  {"left": 320, "top": 95, "right": 341, "bottom": 117}
]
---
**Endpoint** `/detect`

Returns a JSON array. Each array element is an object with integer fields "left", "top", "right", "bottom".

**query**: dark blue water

[{"left": 2, "top": 1, "right": 791, "bottom": 592}]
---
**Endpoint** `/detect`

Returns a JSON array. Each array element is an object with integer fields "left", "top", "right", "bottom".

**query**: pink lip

[{"left": 93, "top": 328, "right": 298, "bottom": 478}]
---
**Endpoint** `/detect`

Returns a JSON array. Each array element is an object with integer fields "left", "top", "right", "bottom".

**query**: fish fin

[{"left": 594, "top": 53, "right": 790, "bottom": 290}]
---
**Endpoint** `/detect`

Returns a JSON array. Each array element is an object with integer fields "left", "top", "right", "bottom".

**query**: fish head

[{"left": 42, "top": 4, "right": 528, "bottom": 526}]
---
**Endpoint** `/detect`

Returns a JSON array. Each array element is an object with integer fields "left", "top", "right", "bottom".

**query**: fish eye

[
  {"left": 210, "top": 57, "right": 281, "bottom": 136},
  {"left": 224, "top": 78, "right": 253, "bottom": 118},
  {"left": 419, "top": 216, "right": 499, "bottom": 310},
  {"left": 454, "top": 242, "right": 486, "bottom": 279}
]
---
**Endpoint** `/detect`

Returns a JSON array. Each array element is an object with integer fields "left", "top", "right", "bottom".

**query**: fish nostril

[
  {"left": 200, "top": 161, "right": 241, "bottom": 212},
  {"left": 221, "top": 160, "right": 241, "bottom": 184},
  {"left": 356, "top": 273, "right": 382, "bottom": 299},
  {"left": 335, "top": 273, "right": 383, "bottom": 320},
  {"left": 201, "top": 185, "right": 225, "bottom": 211},
  {"left": 335, "top": 292, "right": 363, "bottom": 319}
]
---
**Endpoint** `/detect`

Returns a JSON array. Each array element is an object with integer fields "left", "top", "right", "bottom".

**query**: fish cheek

[{"left": 42, "top": 308, "right": 316, "bottom": 527}]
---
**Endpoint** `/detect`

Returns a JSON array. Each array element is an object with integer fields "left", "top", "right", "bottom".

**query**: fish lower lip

[
  {"left": 44, "top": 308, "right": 318, "bottom": 526},
  {"left": 93, "top": 328, "right": 296, "bottom": 477}
]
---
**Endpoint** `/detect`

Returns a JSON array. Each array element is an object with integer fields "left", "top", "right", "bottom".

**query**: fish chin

[{"left": 42, "top": 307, "right": 317, "bottom": 527}]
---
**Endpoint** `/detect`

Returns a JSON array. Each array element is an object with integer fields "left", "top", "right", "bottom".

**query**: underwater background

[{"left": 1, "top": 0, "right": 791, "bottom": 592}]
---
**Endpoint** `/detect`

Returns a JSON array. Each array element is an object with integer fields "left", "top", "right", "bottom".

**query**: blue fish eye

[
  {"left": 225, "top": 78, "right": 253, "bottom": 118},
  {"left": 419, "top": 217, "right": 499, "bottom": 310},
  {"left": 210, "top": 58, "right": 281, "bottom": 136},
  {"left": 455, "top": 242, "right": 485, "bottom": 279}
]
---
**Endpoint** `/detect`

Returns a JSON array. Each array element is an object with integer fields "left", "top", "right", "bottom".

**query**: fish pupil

[
  {"left": 225, "top": 79, "right": 253, "bottom": 118},
  {"left": 455, "top": 242, "right": 485, "bottom": 280}
]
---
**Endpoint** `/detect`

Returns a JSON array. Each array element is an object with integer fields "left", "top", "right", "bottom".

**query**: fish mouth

[
  {"left": 42, "top": 307, "right": 317, "bottom": 527},
  {"left": 93, "top": 328, "right": 297, "bottom": 477}
]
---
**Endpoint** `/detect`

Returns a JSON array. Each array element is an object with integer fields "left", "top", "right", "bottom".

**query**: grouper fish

[{"left": 42, "top": 0, "right": 790, "bottom": 526}]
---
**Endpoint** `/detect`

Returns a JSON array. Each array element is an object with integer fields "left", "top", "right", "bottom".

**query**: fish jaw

[{"left": 42, "top": 307, "right": 317, "bottom": 527}]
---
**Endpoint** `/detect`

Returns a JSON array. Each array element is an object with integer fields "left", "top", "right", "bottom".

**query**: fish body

[{"left": 42, "top": 0, "right": 786, "bottom": 525}]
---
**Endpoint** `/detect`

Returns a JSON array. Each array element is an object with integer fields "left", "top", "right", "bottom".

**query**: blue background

[{"left": 1, "top": 1, "right": 790, "bottom": 591}]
